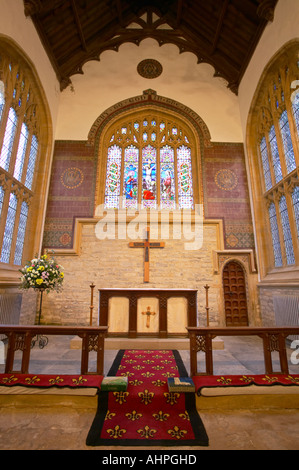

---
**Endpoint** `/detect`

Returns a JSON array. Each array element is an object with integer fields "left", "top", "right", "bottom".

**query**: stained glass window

[
  {"left": 142, "top": 145, "right": 157, "bottom": 209},
  {"left": 104, "top": 116, "right": 195, "bottom": 210},
  {"left": 260, "top": 137, "right": 272, "bottom": 191},
  {"left": 14, "top": 123, "right": 29, "bottom": 181},
  {"left": 268, "top": 203, "right": 283, "bottom": 267},
  {"left": 279, "top": 110, "right": 296, "bottom": 174},
  {"left": 292, "top": 186, "right": 299, "bottom": 237},
  {"left": 123, "top": 146, "right": 139, "bottom": 209},
  {"left": 1, "top": 193, "right": 18, "bottom": 263},
  {"left": 177, "top": 145, "right": 194, "bottom": 209},
  {"left": 14, "top": 201, "right": 29, "bottom": 265},
  {"left": 279, "top": 196, "right": 295, "bottom": 265},
  {"left": 0, "top": 107, "right": 18, "bottom": 171},
  {"left": 160, "top": 145, "right": 175, "bottom": 210},
  {"left": 105, "top": 145, "right": 122, "bottom": 209},
  {"left": 269, "top": 125, "right": 283, "bottom": 183}
]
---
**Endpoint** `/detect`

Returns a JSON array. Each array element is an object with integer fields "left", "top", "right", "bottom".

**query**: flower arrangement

[{"left": 19, "top": 251, "right": 64, "bottom": 293}]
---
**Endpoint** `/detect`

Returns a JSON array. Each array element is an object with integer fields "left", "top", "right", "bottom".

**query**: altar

[{"left": 98, "top": 288, "right": 198, "bottom": 338}]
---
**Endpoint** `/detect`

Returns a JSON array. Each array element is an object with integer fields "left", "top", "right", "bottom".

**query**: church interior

[{"left": 0, "top": 0, "right": 299, "bottom": 451}]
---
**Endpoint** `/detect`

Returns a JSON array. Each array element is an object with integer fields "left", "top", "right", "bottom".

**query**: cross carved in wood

[
  {"left": 142, "top": 306, "right": 156, "bottom": 328},
  {"left": 129, "top": 226, "right": 165, "bottom": 283}
]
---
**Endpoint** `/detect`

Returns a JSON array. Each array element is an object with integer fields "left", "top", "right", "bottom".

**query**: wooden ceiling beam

[
  {"left": 211, "top": 0, "right": 229, "bottom": 54},
  {"left": 115, "top": 0, "right": 125, "bottom": 27},
  {"left": 70, "top": 0, "right": 87, "bottom": 52},
  {"left": 176, "top": 0, "right": 184, "bottom": 27},
  {"left": 23, "top": 0, "right": 279, "bottom": 94}
]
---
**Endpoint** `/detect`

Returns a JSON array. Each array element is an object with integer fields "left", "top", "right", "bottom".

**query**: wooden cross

[
  {"left": 142, "top": 306, "right": 156, "bottom": 328},
  {"left": 129, "top": 226, "right": 165, "bottom": 283}
]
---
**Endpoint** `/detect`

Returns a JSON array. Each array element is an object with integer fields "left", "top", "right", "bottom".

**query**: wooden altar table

[{"left": 98, "top": 288, "right": 198, "bottom": 338}]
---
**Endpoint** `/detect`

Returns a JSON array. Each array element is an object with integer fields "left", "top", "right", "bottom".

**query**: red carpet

[{"left": 86, "top": 349, "right": 209, "bottom": 447}]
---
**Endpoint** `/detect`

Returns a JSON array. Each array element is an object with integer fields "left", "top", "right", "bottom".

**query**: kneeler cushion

[
  {"left": 193, "top": 374, "right": 299, "bottom": 397},
  {"left": 0, "top": 374, "right": 103, "bottom": 396}
]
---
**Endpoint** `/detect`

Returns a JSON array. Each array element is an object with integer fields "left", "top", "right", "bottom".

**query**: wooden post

[
  {"left": 89, "top": 283, "right": 95, "bottom": 326},
  {"left": 204, "top": 284, "right": 210, "bottom": 327}
]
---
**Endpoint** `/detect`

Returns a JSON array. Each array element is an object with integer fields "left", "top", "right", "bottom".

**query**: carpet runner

[{"left": 86, "top": 349, "right": 209, "bottom": 447}]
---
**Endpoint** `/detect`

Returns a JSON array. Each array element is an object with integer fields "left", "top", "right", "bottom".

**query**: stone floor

[{"left": 0, "top": 335, "right": 299, "bottom": 451}]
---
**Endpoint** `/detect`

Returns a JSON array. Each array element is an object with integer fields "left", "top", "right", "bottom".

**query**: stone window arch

[
  {"left": 91, "top": 90, "right": 210, "bottom": 212},
  {"left": 247, "top": 40, "right": 299, "bottom": 275},
  {"left": 0, "top": 38, "right": 52, "bottom": 280}
]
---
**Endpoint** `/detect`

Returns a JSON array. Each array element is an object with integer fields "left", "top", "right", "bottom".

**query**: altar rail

[
  {"left": 187, "top": 327, "right": 299, "bottom": 377},
  {"left": 0, "top": 325, "right": 108, "bottom": 375}
]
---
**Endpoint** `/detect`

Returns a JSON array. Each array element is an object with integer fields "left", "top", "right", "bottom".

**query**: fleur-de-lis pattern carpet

[{"left": 86, "top": 349, "right": 209, "bottom": 447}]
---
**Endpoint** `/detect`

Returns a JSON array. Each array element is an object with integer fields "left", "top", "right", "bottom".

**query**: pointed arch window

[
  {"left": 253, "top": 46, "right": 299, "bottom": 271},
  {"left": 104, "top": 115, "right": 194, "bottom": 210},
  {"left": 0, "top": 48, "right": 44, "bottom": 269}
]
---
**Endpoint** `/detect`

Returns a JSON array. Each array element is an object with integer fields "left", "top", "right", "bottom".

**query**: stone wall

[
  {"left": 38, "top": 138, "right": 258, "bottom": 329},
  {"left": 40, "top": 219, "right": 223, "bottom": 327}
]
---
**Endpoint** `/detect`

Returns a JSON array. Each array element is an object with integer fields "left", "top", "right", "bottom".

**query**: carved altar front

[{"left": 98, "top": 289, "right": 198, "bottom": 338}]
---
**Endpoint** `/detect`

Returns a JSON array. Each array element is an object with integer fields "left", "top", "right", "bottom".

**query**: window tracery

[
  {"left": 254, "top": 43, "right": 299, "bottom": 270},
  {"left": 104, "top": 114, "right": 195, "bottom": 210},
  {"left": 0, "top": 49, "right": 42, "bottom": 267}
]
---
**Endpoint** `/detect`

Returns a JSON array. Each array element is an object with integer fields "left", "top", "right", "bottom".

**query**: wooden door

[{"left": 223, "top": 261, "right": 249, "bottom": 326}]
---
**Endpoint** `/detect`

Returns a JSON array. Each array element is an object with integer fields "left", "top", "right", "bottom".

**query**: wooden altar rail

[
  {"left": 0, "top": 325, "right": 108, "bottom": 375},
  {"left": 187, "top": 327, "right": 299, "bottom": 377}
]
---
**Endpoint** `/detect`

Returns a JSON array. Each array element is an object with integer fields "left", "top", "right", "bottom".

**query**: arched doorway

[{"left": 223, "top": 261, "right": 249, "bottom": 326}]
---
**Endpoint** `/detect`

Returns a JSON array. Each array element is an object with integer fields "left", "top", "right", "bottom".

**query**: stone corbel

[
  {"left": 0, "top": 173, "right": 9, "bottom": 191},
  {"left": 264, "top": 192, "right": 275, "bottom": 209},
  {"left": 284, "top": 174, "right": 299, "bottom": 195},
  {"left": 273, "top": 185, "right": 285, "bottom": 203}
]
